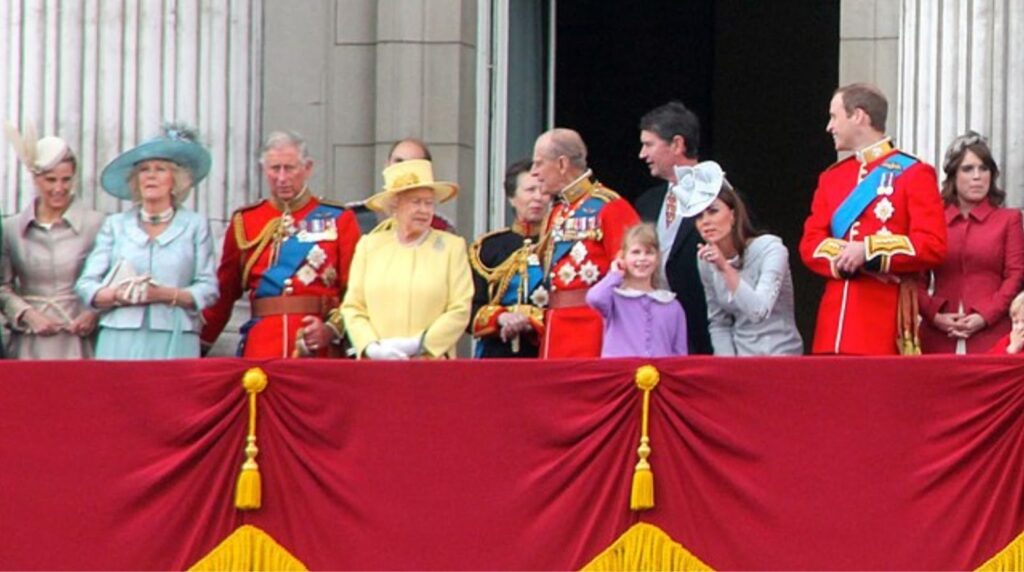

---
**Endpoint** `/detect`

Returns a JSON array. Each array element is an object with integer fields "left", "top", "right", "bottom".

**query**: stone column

[{"left": 897, "top": 0, "right": 1024, "bottom": 204}]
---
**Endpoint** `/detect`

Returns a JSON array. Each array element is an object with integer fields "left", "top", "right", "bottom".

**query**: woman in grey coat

[{"left": 671, "top": 161, "right": 802, "bottom": 356}]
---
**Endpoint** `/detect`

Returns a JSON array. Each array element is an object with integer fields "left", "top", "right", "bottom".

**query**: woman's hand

[
  {"left": 364, "top": 341, "right": 409, "bottom": 360},
  {"left": 67, "top": 310, "right": 99, "bottom": 337},
  {"left": 92, "top": 286, "right": 123, "bottom": 309},
  {"left": 950, "top": 313, "right": 986, "bottom": 339},
  {"left": 697, "top": 242, "right": 729, "bottom": 272},
  {"left": 22, "top": 308, "right": 62, "bottom": 336},
  {"left": 933, "top": 313, "right": 961, "bottom": 337}
]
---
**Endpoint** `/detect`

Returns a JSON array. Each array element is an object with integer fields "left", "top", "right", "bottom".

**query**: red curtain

[{"left": 1, "top": 356, "right": 1023, "bottom": 570}]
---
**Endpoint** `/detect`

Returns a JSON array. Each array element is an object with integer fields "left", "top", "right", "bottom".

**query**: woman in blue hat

[{"left": 75, "top": 124, "right": 218, "bottom": 359}]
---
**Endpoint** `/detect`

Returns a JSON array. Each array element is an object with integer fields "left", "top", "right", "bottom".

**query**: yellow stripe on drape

[
  {"left": 582, "top": 522, "right": 713, "bottom": 572},
  {"left": 188, "top": 525, "right": 307, "bottom": 571},
  {"left": 977, "top": 530, "right": 1024, "bottom": 571}
]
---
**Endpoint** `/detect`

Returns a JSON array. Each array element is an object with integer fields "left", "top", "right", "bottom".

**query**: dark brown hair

[
  {"left": 940, "top": 139, "right": 1004, "bottom": 207},
  {"left": 700, "top": 185, "right": 762, "bottom": 258}
]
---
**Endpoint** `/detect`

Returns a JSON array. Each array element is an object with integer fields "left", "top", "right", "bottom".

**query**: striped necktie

[{"left": 664, "top": 190, "right": 677, "bottom": 227}]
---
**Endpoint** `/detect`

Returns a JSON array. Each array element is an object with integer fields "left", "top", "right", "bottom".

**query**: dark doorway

[{"left": 554, "top": 0, "right": 840, "bottom": 348}]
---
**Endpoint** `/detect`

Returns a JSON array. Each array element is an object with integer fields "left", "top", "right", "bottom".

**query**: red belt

[
  {"left": 548, "top": 289, "right": 589, "bottom": 309},
  {"left": 251, "top": 295, "right": 339, "bottom": 318}
]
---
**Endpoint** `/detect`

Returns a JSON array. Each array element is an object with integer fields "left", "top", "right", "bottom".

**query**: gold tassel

[
  {"left": 235, "top": 367, "right": 268, "bottom": 510},
  {"left": 631, "top": 365, "right": 660, "bottom": 511}
]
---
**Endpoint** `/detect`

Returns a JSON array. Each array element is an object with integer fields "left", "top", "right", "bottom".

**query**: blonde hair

[
  {"left": 1011, "top": 291, "right": 1024, "bottom": 320},
  {"left": 127, "top": 160, "right": 193, "bottom": 204},
  {"left": 620, "top": 222, "right": 666, "bottom": 288}
]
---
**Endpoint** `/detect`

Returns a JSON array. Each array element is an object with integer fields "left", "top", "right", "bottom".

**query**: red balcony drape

[{"left": 1, "top": 356, "right": 1022, "bottom": 570}]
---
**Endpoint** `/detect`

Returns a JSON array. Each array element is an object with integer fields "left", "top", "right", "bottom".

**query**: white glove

[
  {"left": 364, "top": 341, "right": 409, "bottom": 360},
  {"left": 381, "top": 336, "right": 421, "bottom": 357}
]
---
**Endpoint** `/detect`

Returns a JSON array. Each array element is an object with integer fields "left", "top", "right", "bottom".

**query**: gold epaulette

[
  {"left": 232, "top": 207, "right": 281, "bottom": 286},
  {"left": 892, "top": 149, "right": 923, "bottom": 162},
  {"left": 468, "top": 229, "right": 511, "bottom": 281},
  {"left": 315, "top": 196, "right": 348, "bottom": 209},
  {"left": 233, "top": 198, "right": 267, "bottom": 215},
  {"left": 589, "top": 184, "right": 622, "bottom": 203}
]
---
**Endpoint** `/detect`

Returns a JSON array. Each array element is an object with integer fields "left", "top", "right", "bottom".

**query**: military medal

[{"left": 877, "top": 172, "right": 895, "bottom": 196}]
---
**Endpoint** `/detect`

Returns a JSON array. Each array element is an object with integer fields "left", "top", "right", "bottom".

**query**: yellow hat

[{"left": 366, "top": 159, "right": 459, "bottom": 212}]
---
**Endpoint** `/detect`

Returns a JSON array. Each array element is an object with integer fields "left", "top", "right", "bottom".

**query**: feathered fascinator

[{"left": 3, "top": 120, "right": 73, "bottom": 174}]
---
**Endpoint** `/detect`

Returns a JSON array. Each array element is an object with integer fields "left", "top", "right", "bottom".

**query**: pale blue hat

[{"left": 100, "top": 123, "right": 211, "bottom": 200}]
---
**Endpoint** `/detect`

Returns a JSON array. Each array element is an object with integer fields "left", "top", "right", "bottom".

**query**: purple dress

[{"left": 585, "top": 270, "right": 688, "bottom": 358}]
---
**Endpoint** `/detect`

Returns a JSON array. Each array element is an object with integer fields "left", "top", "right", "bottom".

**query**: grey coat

[{"left": 697, "top": 234, "right": 803, "bottom": 356}]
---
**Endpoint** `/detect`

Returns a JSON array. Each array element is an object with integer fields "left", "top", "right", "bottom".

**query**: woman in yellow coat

[{"left": 341, "top": 159, "right": 473, "bottom": 358}]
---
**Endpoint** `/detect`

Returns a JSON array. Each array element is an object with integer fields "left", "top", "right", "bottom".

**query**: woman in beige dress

[{"left": 0, "top": 126, "right": 104, "bottom": 358}]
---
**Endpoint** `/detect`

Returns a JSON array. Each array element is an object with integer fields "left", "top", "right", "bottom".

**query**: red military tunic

[
  {"left": 201, "top": 191, "right": 361, "bottom": 357},
  {"left": 539, "top": 172, "right": 640, "bottom": 358},
  {"left": 799, "top": 139, "right": 947, "bottom": 355}
]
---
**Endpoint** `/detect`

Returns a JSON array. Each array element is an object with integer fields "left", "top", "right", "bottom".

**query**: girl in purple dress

[{"left": 586, "top": 222, "right": 687, "bottom": 358}]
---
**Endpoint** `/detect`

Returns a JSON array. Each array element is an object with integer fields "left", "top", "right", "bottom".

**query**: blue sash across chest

[
  {"left": 255, "top": 204, "right": 343, "bottom": 298},
  {"left": 831, "top": 152, "right": 917, "bottom": 238},
  {"left": 500, "top": 264, "right": 544, "bottom": 307},
  {"left": 550, "top": 196, "right": 606, "bottom": 267}
]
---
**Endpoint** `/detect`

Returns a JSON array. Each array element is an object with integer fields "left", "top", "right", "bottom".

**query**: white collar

[{"left": 613, "top": 287, "right": 677, "bottom": 303}]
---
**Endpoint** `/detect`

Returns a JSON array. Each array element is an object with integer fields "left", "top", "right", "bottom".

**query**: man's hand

[
  {"left": 497, "top": 311, "right": 531, "bottom": 342},
  {"left": 300, "top": 316, "right": 331, "bottom": 354},
  {"left": 834, "top": 241, "right": 867, "bottom": 276}
]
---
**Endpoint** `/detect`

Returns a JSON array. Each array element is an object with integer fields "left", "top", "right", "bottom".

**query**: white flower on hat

[{"left": 671, "top": 160, "right": 725, "bottom": 218}]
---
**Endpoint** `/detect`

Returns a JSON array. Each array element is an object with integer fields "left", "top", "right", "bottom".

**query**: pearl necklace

[{"left": 140, "top": 206, "right": 175, "bottom": 225}]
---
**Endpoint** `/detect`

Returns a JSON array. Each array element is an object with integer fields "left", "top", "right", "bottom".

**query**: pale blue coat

[{"left": 76, "top": 207, "right": 218, "bottom": 335}]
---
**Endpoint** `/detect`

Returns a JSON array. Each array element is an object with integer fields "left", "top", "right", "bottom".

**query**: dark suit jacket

[{"left": 634, "top": 182, "right": 713, "bottom": 354}]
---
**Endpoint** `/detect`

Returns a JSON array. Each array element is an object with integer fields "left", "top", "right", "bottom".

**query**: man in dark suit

[{"left": 634, "top": 101, "right": 713, "bottom": 354}]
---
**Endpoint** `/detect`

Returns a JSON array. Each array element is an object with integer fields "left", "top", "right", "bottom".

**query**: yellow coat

[{"left": 341, "top": 228, "right": 473, "bottom": 357}]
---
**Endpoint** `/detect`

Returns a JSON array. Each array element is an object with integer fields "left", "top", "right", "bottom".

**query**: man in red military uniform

[
  {"left": 201, "top": 131, "right": 361, "bottom": 357},
  {"left": 531, "top": 128, "right": 640, "bottom": 358},
  {"left": 800, "top": 83, "right": 947, "bottom": 355}
]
